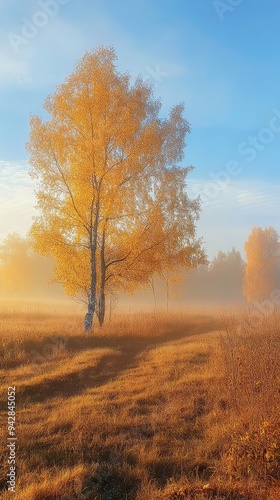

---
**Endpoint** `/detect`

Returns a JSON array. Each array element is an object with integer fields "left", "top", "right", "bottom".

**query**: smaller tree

[
  {"left": 243, "top": 226, "right": 280, "bottom": 302},
  {"left": 181, "top": 247, "right": 244, "bottom": 303},
  {"left": 208, "top": 247, "right": 245, "bottom": 301},
  {"left": 0, "top": 232, "right": 66, "bottom": 300},
  {"left": 0, "top": 233, "right": 32, "bottom": 294}
]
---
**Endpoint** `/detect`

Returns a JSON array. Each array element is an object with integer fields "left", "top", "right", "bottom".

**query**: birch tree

[{"left": 27, "top": 46, "right": 205, "bottom": 331}]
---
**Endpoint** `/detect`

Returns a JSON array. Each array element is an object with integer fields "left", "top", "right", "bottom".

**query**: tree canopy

[
  {"left": 243, "top": 226, "right": 280, "bottom": 302},
  {"left": 27, "top": 46, "right": 206, "bottom": 331}
]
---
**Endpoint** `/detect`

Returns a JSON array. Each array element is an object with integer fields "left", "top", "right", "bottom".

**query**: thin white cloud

[
  {"left": 188, "top": 179, "right": 280, "bottom": 257},
  {"left": 0, "top": 161, "right": 35, "bottom": 240},
  {"left": 0, "top": 48, "right": 29, "bottom": 88},
  {"left": 189, "top": 178, "right": 280, "bottom": 213}
]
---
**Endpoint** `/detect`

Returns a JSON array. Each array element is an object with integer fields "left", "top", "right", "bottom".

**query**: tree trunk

[
  {"left": 150, "top": 276, "right": 157, "bottom": 314},
  {"left": 109, "top": 295, "right": 113, "bottom": 322},
  {"left": 97, "top": 226, "right": 106, "bottom": 327},
  {"left": 84, "top": 301, "right": 95, "bottom": 332},
  {"left": 166, "top": 281, "right": 170, "bottom": 312},
  {"left": 84, "top": 266, "right": 97, "bottom": 332},
  {"left": 84, "top": 201, "right": 99, "bottom": 333},
  {"left": 98, "top": 289, "right": 106, "bottom": 326},
  {"left": 162, "top": 273, "right": 170, "bottom": 312}
]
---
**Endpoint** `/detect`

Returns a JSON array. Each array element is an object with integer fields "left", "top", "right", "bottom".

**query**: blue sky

[{"left": 0, "top": 0, "right": 279, "bottom": 258}]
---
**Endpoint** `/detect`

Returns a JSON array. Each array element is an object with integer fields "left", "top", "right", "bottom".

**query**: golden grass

[{"left": 0, "top": 308, "right": 279, "bottom": 499}]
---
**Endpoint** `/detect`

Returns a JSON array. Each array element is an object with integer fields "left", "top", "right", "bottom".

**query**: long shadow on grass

[{"left": 19, "top": 316, "right": 221, "bottom": 404}]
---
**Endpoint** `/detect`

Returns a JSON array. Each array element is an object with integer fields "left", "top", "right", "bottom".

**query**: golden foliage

[
  {"left": 27, "top": 46, "right": 205, "bottom": 326},
  {"left": 243, "top": 226, "right": 280, "bottom": 301}
]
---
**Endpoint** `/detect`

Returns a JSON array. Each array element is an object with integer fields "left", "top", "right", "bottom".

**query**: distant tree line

[
  {"left": 1, "top": 226, "right": 279, "bottom": 310},
  {"left": 182, "top": 226, "right": 280, "bottom": 306}
]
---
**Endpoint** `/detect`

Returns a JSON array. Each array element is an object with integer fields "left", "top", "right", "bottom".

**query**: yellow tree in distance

[
  {"left": 243, "top": 226, "right": 280, "bottom": 302},
  {"left": 27, "top": 46, "right": 206, "bottom": 332},
  {"left": 0, "top": 233, "right": 33, "bottom": 295}
]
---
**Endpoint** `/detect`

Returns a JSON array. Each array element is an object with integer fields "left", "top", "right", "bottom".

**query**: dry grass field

[{"left": 0, "top": 307, "right": 279, "bottom": 499}]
